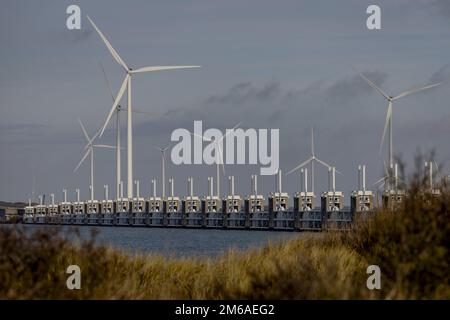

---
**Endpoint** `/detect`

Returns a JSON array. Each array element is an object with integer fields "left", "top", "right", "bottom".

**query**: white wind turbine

[
  {"left": 190, "top": 122, "right": 242, "bottom": 198},
  {"left": 287, "top": 126, "right": 339, "bottom": 194},
  {"left": 425, "top": 160, "right": 440, "bottom": 191},
  {"left": 353, "top": 67, "right": 440, "bottom": 173},
  {"left": 88, "top": 16, "right": 200, "bottom": 199},
  {"left": 74, "top": 119, "right": 115, "bottom": 201},
  {"left": 99, "top": 62, "right": 157, "bottom": 200},
  {"left": 373, "top": 160, "right": 390, "bottom": 190},
  {"left": 156, "top": 143, "right": 172, "bottom": 200},
  {"left": 375, "top": 162, "right": 402, "bottom": 192}
]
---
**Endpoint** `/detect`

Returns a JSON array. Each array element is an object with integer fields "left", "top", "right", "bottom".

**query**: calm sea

[{"left": 18, "top": 225, "right": 303, "bottom": 258}]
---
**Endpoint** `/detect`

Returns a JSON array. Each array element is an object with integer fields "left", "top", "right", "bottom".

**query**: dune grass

[
  {"left": 1, "top": 160, "right": 449, "bottom": 299},
  {"left": 0, "top": 226, "right": 370, "bottom": 299}
]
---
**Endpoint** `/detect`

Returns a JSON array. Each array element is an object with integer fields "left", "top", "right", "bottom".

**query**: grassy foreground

[{"left": 1, "top": 172, "right": 449, "bottom": 299}]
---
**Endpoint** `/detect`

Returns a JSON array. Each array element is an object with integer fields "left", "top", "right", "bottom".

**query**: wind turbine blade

[
  {"left": 433, "top": 160, "right": 439, "bottom": 174},
  {"left": 100, "top": 75, "right": 129, "bottom": 137},
  {"left": 380, "top": 101, "right": 392, "bottom": 154},
  {"left": 155, "top": 144, "right": 172, "bottom": 152},
  {"left": 131, "top": 65, "right": 201, "bottom": 74},
  {"left": 352, "top": 66, "right": 390, "bottom": 100},
  {"left": 315, "top": 158, "right": 332, "bottom": 170},
  {"left": 311, "top": 126, "right": 315, "bottom": 156},
  {"left": 74, "top": 149, "right": 91, "bottom": 173},
  {"left": 287, "top": 156, "right": 313, "bottom": 175},
  {"left": 162, "top": 142, "right": 174, "bottom": 152},
  {"left": 374, "top": 176, "right": 387, "bottom": 186},
  {"left": 93, "top": 144, "right": 116, "bottom": 149},
  {"left": 190, "top": 131, "right": 211, "bottom": 142},
  {"left": 221, "top": 122, "right": 242, "bottom": 141},
  {"left": 217, "top": 146, "right": 225, "bottom": 174},
  {"left": 230, "top": 122, "right": 242, "bottom": 131},
  {"left": 99, "top": 62, "right": 115, "bottom": 102},
  {"left": 87, "top": 16, "right": 129, "bottom": 71},
  {"left": 433, "top": 160, "right": 442, "bottom": 180},
  {"left": 383, "top": 159, "right": 389, "bottom": 176},
  {"left": 83, "top": 128, "right": 101, "bottom": 152},
  {"left": 392, "top": 83, "right": 441, "bottom": 101},
  {"left": 78, "top": 118, "right": 91, "bottom": 142}
]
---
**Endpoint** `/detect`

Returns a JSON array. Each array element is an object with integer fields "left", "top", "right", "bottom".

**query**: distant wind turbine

[
  {"left": 156, "top": 143, "right": 173, "bottom": 200},
  {"left": 287, "top": 126, "right": 339, "bottom": 194},
  {"left": 88, "top": 16, "right": 200, "bottom": 199},
  {"left": 74, "top": 119, "right": 115, "bottom": 201},
  {"left": 353, "top": 66, "right": 440, "bottom": 172},
  {"left": 425, "top": 160, "right": 440, "bottom": 191}
]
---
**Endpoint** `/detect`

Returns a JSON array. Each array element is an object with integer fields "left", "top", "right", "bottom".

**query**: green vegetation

[{"left": 0, "top": 159, "right": 449, "bottom": 299}]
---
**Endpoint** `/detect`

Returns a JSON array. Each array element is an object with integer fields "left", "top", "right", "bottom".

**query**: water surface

[{"left": 20, "top": 224, "right": 303, "bottom": 258}]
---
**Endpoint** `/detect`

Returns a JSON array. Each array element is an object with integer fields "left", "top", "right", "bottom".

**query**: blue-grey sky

[{"left": 1, "top": 0, "right": 450, "bottom": 202}]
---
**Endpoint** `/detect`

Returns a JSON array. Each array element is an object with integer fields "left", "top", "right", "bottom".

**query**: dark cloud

[
  {"left": 429, "top": 65, "right": 450, "bottom": 84},
  {"left": 432, "top": 0, "right": 450, "bottom": 18},
  {"left": 135, "top": 69, "right": 390, "bottom": 140},
  {"left": 325, "top": 71, "right": 388, "bottom": 103},
  {"left": 413, "top": 0, "right": 450, "bottom": 19},
  {"left": 135, "top": 80, "right": 286, "bottom": 136},
  {"left": 205, "top": 81, "right": 282, "bottom": 105},
  {"left": 60, "top": 29, "right": 93, "bottom": 43}
]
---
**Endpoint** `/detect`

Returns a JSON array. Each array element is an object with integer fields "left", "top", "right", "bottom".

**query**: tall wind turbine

[
  {"left": 287, "top": 126, "right": 338, "bottom": 194},
  {"left": 353, "top": 67, "right": 440, "bottom": 171},
  {"left": 190, "top": 122, "right": 241, "bottom": 198},
  {"left": 99, "top": 62, "right": 156, "bottom": 200},
  {"left": 74, "top": 119, "right": 115, "bottom": 201},
  {"left": 88, "top": 16, "right": 200, "bottom": 199}
]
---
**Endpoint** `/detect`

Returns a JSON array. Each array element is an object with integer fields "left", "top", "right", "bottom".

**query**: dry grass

[
  {"left": 0, "top": 226, "right": 370, "bottom": 299},
  {"left": 1, "top": 157, "right": 449, "bottom": 299}
]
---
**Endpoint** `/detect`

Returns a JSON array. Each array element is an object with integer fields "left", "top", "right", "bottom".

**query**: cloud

[
  {"left": 57, "top": 29, "right": 93, "bottom": 44},
  {"left": 205, "top": 81, "right": 282, "bottom": 105},
  {"left": 325, "top": 71, "right": 388, "bottom": 103},
  {"left": 432, "top": 0, "right": 450, "bottom": 18},
  {"left": 429, "top": 65, "right": 450, "bottom": 84},
  {"left": 136, "top": 69, "right": 391, "bottom": 133},
  {"left": 413, "top": 0, "right": 450, "bottom": 19}
]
